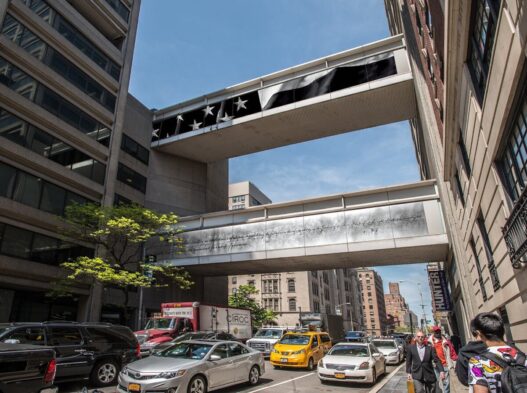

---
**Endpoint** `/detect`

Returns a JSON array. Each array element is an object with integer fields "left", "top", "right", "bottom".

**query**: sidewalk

[{"left": 376, "top": 366, "right": 468, "bottom": 393}]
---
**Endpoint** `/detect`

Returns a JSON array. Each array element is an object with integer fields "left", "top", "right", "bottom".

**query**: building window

[
  {"left": 103, "top": 0, "right": 130, "bottom": 22},
  {"left": 287, "top": 279, "right": 295, "bottom": 292},
  {"left": 262, "top": 279, "right": 279, "bottom": 294},
  {"left": 247, "top": 280, "right": 255, "bottom": 287},
  {"left": 23, "top": 0, "right": 122, "bottom": 75},
  {"left": 231, "top": 195, "right": 246, "bottom": 203},
  {"left": 231, "top": 277, "right": 237, "bottom": 284},
  {"left": 470, "top": 238, "right": 488, "bottom": 301},
  {"left": 454, "top": 170, "right": 465, "bottom": 206},
  {"left": 288, "top": 298, "right": 296, "bottom": 311},
  {"left": 314, "top": 301, "right": 320, "bottom": 313},
  {"left": 324, "top": 288, "right": 330, "bottom": 301},
  {"left": 477, "top": 214, "right": 501, "bottom": 291},
  {"left": 459, "top": 133, "right": 472, "bottom": 177},
  {"left": 0, "top": 109, "right": 106, "bottom": 184},
  {"left": 499, "top": 97, "right": 527, "bottom": 203},
  {"left": 0, "top": 222, "right": 93, "bottom": 264},
  {"left": 0, "top": 57, "right": 110, "bottom": 145},
  {"left": 467, "top": 0, "right": 501, "bottom": 104},
  {"left": 311, "top": 281, "right": 319, "bottom": 296},
  {"left": 424, "top": 1, "right": 432, "bottom": 34},
  {"left": 1, "top": 15, "right": 117, "bottom": 112},
  {"left": 121, "top": 134, "right": 150, "bottom": 165},
  {"left": 117, "top": 163, "right": 147, "bottom": 193},
  {"left": 0, "top": 161, "right": 91, "bottom": 216},
  {"left": 114, "top": 194, "right": 132, "bottom": 206}
]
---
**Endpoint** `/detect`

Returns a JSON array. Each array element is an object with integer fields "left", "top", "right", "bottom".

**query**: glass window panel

[
  {"left": 28, "top": 126, "right": 54, "bottom": 157},
  {"left": 13, "top": 171, "right": 41, "bottom": 208},
  {"left": 30, "top": 233, "right": 59, "bottom": 264},
  {"left": 48, "top": 142, "right": 74, "bottom": 167},
  {"left": 0, "top": 111, "right": 27, "bottom": 146},
  {"left": 91, "top": 161, "right": 106, "bottom": 185},
  {"left": 1, "top": 225, "right": 32, "bottom": 259},
  {"left": 64, "top": 192, "right": 87, "bottom": 211},
  {"left": 40, "top": 181, "right": 66, "bottom": 215},
  {"left": 0, "top": 161, "right": 17, "bottom": 198}
]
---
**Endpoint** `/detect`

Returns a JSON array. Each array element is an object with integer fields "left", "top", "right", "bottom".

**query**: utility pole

[{"left": 417, "top": 283, "right": 428, "bottom": 331}]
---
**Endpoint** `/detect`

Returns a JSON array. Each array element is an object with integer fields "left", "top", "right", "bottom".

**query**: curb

[{"left": 369, "top": 362, "right": 406, "bottom": 393}]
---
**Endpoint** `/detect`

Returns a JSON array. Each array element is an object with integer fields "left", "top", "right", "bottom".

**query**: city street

[{"left": 59, "top": 362, "right": 401, "bottom": 393}]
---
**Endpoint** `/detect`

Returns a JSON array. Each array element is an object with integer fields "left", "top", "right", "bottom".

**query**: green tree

[
  {"left": 228, "top": 284, "right": 277, "bottom": 329},
  {"left": 53, "top": 203, "right": 193, "bottom": 322}
]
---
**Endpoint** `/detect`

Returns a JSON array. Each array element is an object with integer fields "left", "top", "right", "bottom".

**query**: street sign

[{"left": 428, "top": 269, "right": 452, "bottom": 311}]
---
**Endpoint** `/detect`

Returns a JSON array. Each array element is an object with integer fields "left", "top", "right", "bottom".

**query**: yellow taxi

[{"left": 270, "top": 331, "right": 332, "bottom": 370}]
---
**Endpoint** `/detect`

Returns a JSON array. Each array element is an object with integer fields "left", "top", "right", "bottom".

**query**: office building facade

[
  {"left": 385, "top": 0, "right": 527, "bottom": 348},
  {"left": 357, "top": 268, "right": 388, "bottom": 336}
]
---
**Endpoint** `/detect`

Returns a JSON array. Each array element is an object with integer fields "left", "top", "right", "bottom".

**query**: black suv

[
  {"left": 0, "top": 322, "right": 139, "bottom": 387},
  {"left": 0, "top": 343, "right": 57, "bottom": 393}
]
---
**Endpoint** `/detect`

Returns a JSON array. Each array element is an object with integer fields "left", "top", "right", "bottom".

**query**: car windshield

[
  {"left": 279, "top": 334, "right": 310, "bottom": 345},
  {"left": 156, "top": 343, "right": 213, "bottom": 360},
  {"left": 144, "top": 318, "right": 172, "bottom": 329},
  {"left": 255, "top": 329, "right": 283, "bottom": 338},
  {"left": 329, "top": 345, "right": 369, "bottom": 357},
  {"left": 372, "top": 340, "right": 396, "bottom": 348}
]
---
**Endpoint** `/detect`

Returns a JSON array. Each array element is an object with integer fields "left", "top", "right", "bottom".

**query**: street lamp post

[{"left": 399, "top": 280, "right": 428, "bottom": 332}]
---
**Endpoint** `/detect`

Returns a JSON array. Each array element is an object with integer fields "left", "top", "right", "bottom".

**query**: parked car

[
  {"left": 118, "top": 339, "right": 265, "bottom": 393},
  {"left": 0, "top": 343, "right": 57, "bottom": 393},
  {"left": 317, "top": 342, "right": 386, "bottom": 384},
  {"left": 270, "top": 331, "right": 332, "bottom": 370},
  {"left": 149, "top": 331, "right": 241, "bottom": 355},
  {"left": 0, "top": 322, "right": 139, "bottom": 387},
  {"left": 246, "top": 327, "right": 288, "bottom": 357},
  {"left": 371, "top": 338, "right": 403, "bottom": 364}
]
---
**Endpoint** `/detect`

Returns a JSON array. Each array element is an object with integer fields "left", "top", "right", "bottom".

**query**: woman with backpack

[{"left": 466, "top": 312, "right": 527, "bottom": 393}]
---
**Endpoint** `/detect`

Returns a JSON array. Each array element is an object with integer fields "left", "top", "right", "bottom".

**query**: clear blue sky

[{"left": 130, "top": 0, "right": 434, "bottom": 322}]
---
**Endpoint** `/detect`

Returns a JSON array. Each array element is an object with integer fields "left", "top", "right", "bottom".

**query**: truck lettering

[{"left": 227, "top": 314, "right": 250, "bottom": 325}]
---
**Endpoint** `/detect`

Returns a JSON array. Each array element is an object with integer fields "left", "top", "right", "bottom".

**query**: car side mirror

[
  {"left": 209, "top": 354, "right": 221, "bottom": 361},
  {"left": 4, "top": 339, "right": 20, "bottom": 344}
]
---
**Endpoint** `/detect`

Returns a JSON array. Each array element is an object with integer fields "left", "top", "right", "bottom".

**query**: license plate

[
  {"left": 280, "top": 358, "right": 288, "bottom": 363},
  {"left": 128, "top": 383, "right": 141, "bottom": 392},
  {"left": 334, "top": 373, "right": 346, "bottom": 379}
]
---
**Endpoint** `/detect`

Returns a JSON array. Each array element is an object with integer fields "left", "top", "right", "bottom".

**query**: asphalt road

[{"left": 58, "top": 362, "right": 400, "bottom": 393}]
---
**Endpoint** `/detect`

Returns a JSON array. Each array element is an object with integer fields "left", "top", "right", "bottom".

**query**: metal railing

[{"left": 502, "top": 187, "right": 527, "bottom": 269}]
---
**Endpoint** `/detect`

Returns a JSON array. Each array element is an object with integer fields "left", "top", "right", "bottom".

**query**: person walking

[
  {"left": 467, "top": 312, "right": 526, "bottom": 393},
  {"left": 407, "top": 330, "right": 444, "bottom": 393},
  {"left": 429, "top": 325, "right": 458, "bottom": 393}
]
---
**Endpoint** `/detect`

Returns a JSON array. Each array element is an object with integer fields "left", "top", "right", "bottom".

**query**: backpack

[{"left": 482, "top": 351, "right": 527, "bottom": 393}]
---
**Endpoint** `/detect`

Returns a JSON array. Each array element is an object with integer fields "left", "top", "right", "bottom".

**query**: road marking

[
  {"left": 369, "top": 363, "right": 406, "bottom": 393},
  {"left": 248, "top": 372, "right": 315, "bottom": 393}
]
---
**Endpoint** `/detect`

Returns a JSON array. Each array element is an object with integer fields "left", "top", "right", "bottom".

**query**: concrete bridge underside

[{"left": 155, "top": 181, "right": 449, "bottom": 275}]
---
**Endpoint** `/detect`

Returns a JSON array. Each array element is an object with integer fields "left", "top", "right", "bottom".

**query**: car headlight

[
  {"left": 318, "top": 360, "right": 325, "bottom": 368},
  {"left": 142, "top": 341, "right": 159, "bottom": 348},
  {"left": 359, "top": 361, "right": 370, "bottom": 370},
  {"left": 121, "top": 367, "right": 129, "bottom": 375},
  {"left": 272, "top": 348, "right": 280, "bottom": 354},
  {"left": 157, "top": 370, "right": 186, "bottom": 379},
  {"left": 291, "top": 349, "right": 306, "bottom": 355},
  {"left": 389, "top": 351, "right": 399, "bottom": 356}
]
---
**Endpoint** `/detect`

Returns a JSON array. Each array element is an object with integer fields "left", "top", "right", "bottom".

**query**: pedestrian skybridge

[
  {"left": 151, "top": 35, "right": 415, "bottom": 162},
  {"left": 155, "top": 181, "right": 448, "bottom": 275}
]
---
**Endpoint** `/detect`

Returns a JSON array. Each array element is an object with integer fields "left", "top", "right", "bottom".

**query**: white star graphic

[
  {"left": 177, "top": 114, "right": 184, "bottom": 121},
  {"left": 190, "top": 120, "right": 202, "bottom": 130},
  {"left": 152, "top": 128, "right": 159, "bottom": 138},
  {"left": 202, "top": 105, "right": 215, "bottom": 117},
  {"left": 220, "top": 112, "right": 234, "bottom": 122},
  {"left": 234, "top": 97, "right": 248, "bottom": 111}
]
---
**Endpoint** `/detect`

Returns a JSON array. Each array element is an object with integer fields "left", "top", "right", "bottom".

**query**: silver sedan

[{"left": 118, "top": 340, "right": 265, "bottom": 393}]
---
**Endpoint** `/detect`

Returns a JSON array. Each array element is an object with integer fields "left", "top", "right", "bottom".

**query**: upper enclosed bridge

[{"left": 151, "top": 35, "right": 415, "bottom": 162}]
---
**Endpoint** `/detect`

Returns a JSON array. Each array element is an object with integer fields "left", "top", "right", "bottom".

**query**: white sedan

[
  {"left": 371, "top": 338, "right": 403, "bottom": 364},
  {"left": 317, "top": 342, "right": 386, "bottom": 384}
]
